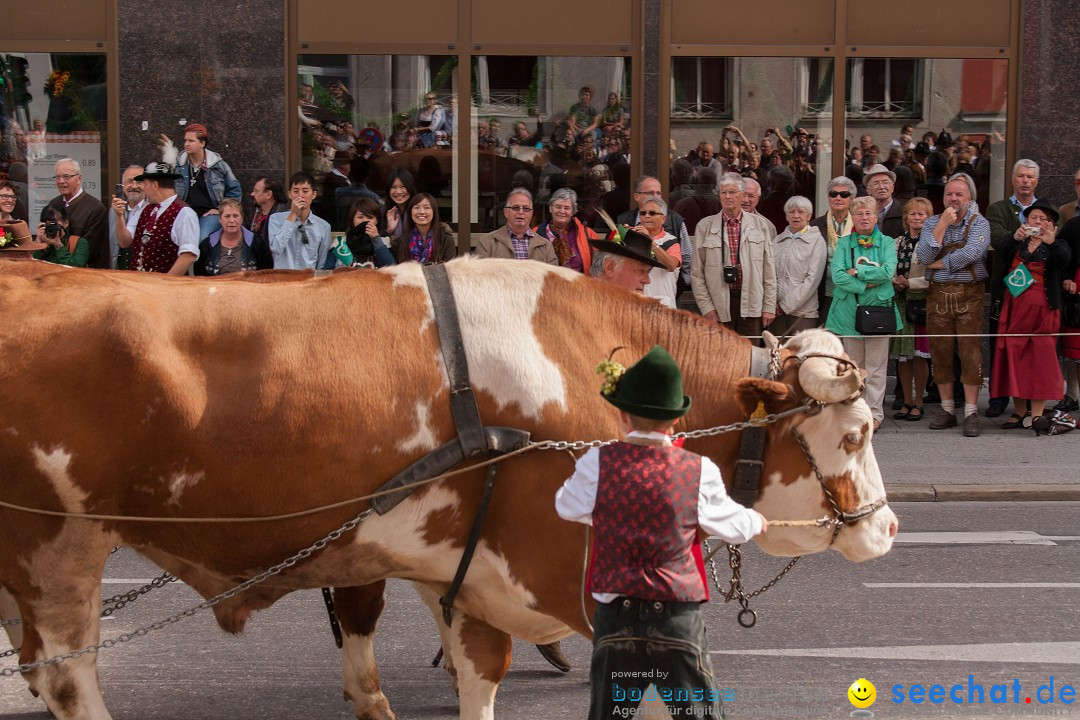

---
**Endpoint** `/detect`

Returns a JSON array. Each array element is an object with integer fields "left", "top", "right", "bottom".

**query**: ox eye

[{"left": 842, "top": 431, "right": 865, "bottom": 452}]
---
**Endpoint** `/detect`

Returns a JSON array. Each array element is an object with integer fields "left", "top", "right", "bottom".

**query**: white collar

[{"left": 625, "top": 430, "right": 674, "bottom": 446}]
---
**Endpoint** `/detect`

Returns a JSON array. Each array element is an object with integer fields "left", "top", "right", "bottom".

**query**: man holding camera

[
  {"left": 916, "top": 173, "right": 992, "bottom": 436},
  {"left": 691, "top": 172, "right": 776, "bottom": 344},
  {"left": 44, "top": 158, "right": 109, "bottom": 269},
  {"left": 109, "top": 164, "right": 147, "bottom": 270},
  {"left": 984, "top": 159, "right": 1043, "bottom": 418}
]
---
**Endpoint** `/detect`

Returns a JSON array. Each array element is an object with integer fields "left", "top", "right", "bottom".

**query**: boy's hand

[{"left": 753, "top": 510, "right": 768, "bottom": 534}]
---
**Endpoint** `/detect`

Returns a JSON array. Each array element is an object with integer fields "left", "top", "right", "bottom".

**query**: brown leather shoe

[
  {"left": 962, "top": 412, "right": 980, "bottom": 437},
  {"left": 929, "top": 409, "right": 958, "bottom": 430},
  {"left": 536, "top": 642, "right": 571, "bottom": 672}
]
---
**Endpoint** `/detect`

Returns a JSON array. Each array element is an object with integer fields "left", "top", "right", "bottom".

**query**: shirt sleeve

[
  {"left": 172, "top": 207, "right": 201, "bottom": 258},
  {"left": 268, "top": 213, "right": 292, "bottom": 255},
  {"left": 942, "top": 215, "right": 990, "bottom": 275},
  {"left": 554, "top": 448, "right": 600, "bottom": 525},
  {"left": 697, "top": 456, "right": 762, "bottom": 544},
  {"left": 915, "top": 216, "right": 942, "bottom": 265}
]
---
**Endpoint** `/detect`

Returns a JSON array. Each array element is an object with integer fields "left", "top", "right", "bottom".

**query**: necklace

[{"left": 189, "top": 160, "right": 202, "bottom": 187}]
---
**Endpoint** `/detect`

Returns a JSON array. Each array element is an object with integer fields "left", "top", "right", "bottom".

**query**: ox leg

[
  {"left": 0, "top": 584, "right": 23, "bottom": 652},
  {"left": 412, "top": 582, "right": 458, "bottom": 694},
  {"left": 413, "top": 583, "right": 511, "bottom": 720},
  {"left": 333, "top": 581, "right": 396, "bottom": 720}
]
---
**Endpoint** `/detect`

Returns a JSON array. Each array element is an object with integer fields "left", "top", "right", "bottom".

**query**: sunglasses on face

[
  {"left": 507, "top": 206, "right": 533, "bottom": 214},
  {"left": 639, "top": 210, "right": 664, "bottom": 217},
  {"left": 829, "top": 190, "right": 852, "bottom": 198}
]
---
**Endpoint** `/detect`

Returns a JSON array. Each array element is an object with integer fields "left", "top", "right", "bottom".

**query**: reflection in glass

[
  {"left": 298, "top": 55, "right": 457, "bottom": 231},
  {"left": 670, "top": 57, "right": 834, "bottom": 232},
  {"left": 471, "top": 56, "right": 631, "bottom": 234},
  {"left": 0, "top": 52, "right": 108, "bottom": 222},
  {"left": 843, "top": 58, "right": 1008, "bottom": 212}
]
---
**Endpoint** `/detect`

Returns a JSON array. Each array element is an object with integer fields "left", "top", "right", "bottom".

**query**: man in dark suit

[
  {"left": 865, "top": 164, "right": 904, "bottom": 240},
  {"left": 319, "top": 150, "right": 353, "bottom": 230},
  {"left": 44, "top": 158, "right": 108, "bottom": 268}
]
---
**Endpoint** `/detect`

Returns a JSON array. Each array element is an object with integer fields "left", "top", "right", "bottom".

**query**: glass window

[
  {"left": 297, "top": 54, "right": 458, "bottom": 231},
  {"left": 0, "top": 52, "right": 109, "bottom": 222},
  {"left": 470, "top": 56, "right": 632, "bottom": 235},
  {"left": 670, "top": 57, "right": 834, "bottom": 233},
  {"left": 843, "top": 58, "right": 1008, "bottom": 213}
]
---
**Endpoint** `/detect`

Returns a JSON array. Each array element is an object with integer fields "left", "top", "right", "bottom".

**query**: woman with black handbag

[
  {"left": 890, "top": 198, "right": 934, "bottom": 421},
  {"left": 825, "top": 195, "right": 902, "bottom": 429},
  {"left": 990, "top": 200, "right": 1072, "bottom": 434}
]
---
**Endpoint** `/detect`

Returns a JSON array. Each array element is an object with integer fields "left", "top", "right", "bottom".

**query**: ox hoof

[{"left": 356, "top": 708, "right": 396, "bottom": 720}]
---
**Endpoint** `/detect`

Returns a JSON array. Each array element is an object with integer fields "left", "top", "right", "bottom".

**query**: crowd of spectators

[{"left": 1, "top": 121, "right": 1077, "bottom": 437}]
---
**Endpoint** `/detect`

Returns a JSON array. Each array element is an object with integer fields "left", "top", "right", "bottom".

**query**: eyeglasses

[
  {"left": 298, "top": 225, "right": 309, "bottom": 245},
  {"left": 507, "top": 206, "right": 533, "bottom": 213},
  {"left": 53, "top": 173, "right": 80, "bottom": 181},
  {"left": 0, "top": 194, "right": 15, "bottom": 201},
  {"left": 829, "top": 190, "right": 853, "bottom": 198},
  {"left": 639, "top": 210, "right": 665, "bottom": 217}
]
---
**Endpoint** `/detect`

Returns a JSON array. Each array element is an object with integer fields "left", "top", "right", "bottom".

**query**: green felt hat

[{"left": 602, "top": 345, "right": 691, "bottom": 420}]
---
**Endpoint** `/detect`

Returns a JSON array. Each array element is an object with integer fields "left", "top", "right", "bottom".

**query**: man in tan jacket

[
  {"left": 474, "top": 188, "right": 558, "bottom": 264},
  {"left": 691, "top": 173, "right": 776, "bottom": 343}
]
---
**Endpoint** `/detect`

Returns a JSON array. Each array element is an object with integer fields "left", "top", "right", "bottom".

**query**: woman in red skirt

[{"left": 991, "top": 200, "right": 1073, "bottom": 434}]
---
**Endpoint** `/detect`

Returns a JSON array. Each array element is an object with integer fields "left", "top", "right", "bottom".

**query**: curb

[{"left": 885, "top": 483, "right": 1080, "bottom": 502}]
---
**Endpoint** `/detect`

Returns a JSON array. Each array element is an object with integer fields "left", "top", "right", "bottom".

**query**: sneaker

[
  {"left": 963, "top": 413, "right": 980, "bottom": 437},
  {"left": 985, "top": 398, "right": 1008, "bottom": 418},
  {"left": 929, "top": 410, "right": 958, "bottom": 430},
  {"left": 1054, "top": 395, "right": 1079, "bottom": 412}
]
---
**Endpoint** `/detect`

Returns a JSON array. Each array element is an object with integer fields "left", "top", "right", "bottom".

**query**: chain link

[
  {"left": 0, "top": 647, "right": 17, "bottom": 659},
  {"left": 0, "top": 509, "right": 373, "bottom": 678},
  {"left": 100, "top": 572, "right": 178, "bottom": 618}
]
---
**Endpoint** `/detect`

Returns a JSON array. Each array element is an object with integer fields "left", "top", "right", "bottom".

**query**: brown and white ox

[{"left": 0, "top": 258, "right": 897, "bottom": 720}]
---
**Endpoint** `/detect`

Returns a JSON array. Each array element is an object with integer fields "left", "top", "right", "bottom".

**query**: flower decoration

[
  {"left": 44, "top": 70, "right": 71, "bottom": 97},
  {"left": 856, "top": 235, "right": 876, "bottom": 249},
  {"left": 0, "top": 228, "right": 13, "bottom": 248},
  {"left": 595, "top": 359, "right": 626, "bottom": 397}
]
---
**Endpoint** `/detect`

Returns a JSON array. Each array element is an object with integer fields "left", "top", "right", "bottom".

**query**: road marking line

[
  {"left": 711, "top": 642, "right": 1080, "bottom": 664},
  {"left": 895, "top": 531, "right": 1057, "bottom": 545},
  {"left": 865, "top": 583, "right": 1080, "bottom": 588}
]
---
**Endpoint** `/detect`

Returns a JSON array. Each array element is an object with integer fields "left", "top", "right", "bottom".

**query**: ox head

[{"left": 734, "top": 329, "right": 898, "bottom": 562}]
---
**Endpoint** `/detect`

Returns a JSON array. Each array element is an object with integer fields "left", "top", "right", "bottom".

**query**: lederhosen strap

[{"left": 930, "top": 217, "right": 979, "bottom": 284}]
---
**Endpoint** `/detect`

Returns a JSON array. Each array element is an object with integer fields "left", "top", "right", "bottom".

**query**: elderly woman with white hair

[
  {"left": 769, "top": 195, "right": 827, "bottom": 338},
  {"left": 631, "top": 196, "right": 683, "bottom": 308},
  {"left": 825, "top": 195, "right": 902, "bottom": 429},
  {"left": 811, "top": 175, "right": 858, "bottom": 323},
  {"left": 533, "top": 186, "right": 596, "bottom": 273}
]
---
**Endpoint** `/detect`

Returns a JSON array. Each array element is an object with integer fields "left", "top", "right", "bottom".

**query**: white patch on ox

[
  {"left": 444, "top": 258, "right": 579, "bottom": 419},
  {"left": 5, "top": 427, "right": 18, "bottom": 436},
  {"left": 31, "top": 445, "right": 87, "bottom": 513},
  {"left": 397, "top": 401, "right": 438, "bottom": 454},
  {"left": 341, "top": 629, "right": 392, "bottom": 719},
  {"left": 207, "top": 286, "right": 218, "bottom": 295},
  {"left": 165, "top": 470, "right": 205, "bottom": 506},
  {"left": 385, "top": 262, "right": 434, "bottom": 332}
]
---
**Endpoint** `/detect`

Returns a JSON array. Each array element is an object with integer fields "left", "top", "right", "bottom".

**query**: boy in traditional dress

[{"left": 556, "top": 345, "right": 766, "bottom": 720}]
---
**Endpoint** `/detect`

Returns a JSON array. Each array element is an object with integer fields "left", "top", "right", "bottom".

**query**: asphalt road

[{"left": 1, "top": 502, "right": 1077, "bottom": 720}]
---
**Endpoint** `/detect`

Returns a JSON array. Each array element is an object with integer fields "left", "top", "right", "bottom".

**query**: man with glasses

[
  {"left": 109, "top": 164, "right": 147, "bottom": 270},
  {"left": 120, "top": 162, "right": 200, "bottom": 275},
  {"left": 45, "top": 157, "right": 109, "bottom": 268},
  {"left": 691, "top": 173, "right": 777, "bottom": 344},
  {"left": 474, "top": 189, "right": 557, "bottom": 264},
  {"left": 617, "top": 176, "right": 692, "bottom": 294},
  {"left": 269, "top": 171, "right": 331, "bottom": 270},
  {"left": 865, "top": 164, "right": 904, "bottom": 240}
]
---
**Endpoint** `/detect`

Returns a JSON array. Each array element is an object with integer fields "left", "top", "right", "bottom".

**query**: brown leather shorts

[{"left": 926, "top": 282, "right": 985, "bottom": 386}]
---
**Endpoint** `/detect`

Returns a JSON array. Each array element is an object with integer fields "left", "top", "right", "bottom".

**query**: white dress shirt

[{"left": 554, "top": 430, "right": 762, "bottom": 602}]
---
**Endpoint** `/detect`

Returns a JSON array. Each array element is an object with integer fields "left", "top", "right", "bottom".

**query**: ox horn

[{"left": 798, "top": 355, "right": 863, "bottom": 404}]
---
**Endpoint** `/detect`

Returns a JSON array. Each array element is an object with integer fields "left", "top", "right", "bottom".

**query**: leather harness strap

[{"left": 729, "top": 344, "right": 774, "bottom": 508}]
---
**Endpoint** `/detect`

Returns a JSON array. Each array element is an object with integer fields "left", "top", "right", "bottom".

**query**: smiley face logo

[{"left": 848, "top": 678, "right": 876, "bottom": 708}]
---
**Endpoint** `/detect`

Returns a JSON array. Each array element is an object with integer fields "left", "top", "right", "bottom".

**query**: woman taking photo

[
  {"left": 632, "top": 196, "right": 682, "bottom": 309},
  {"left": 195, "top": 199, "right": 272, "bottom": 275},
  {"left": 391, "top": 192, "right": 457, "bottom": 265},
  {"left": 811, "top": 176, "right": 857, "bottom": 323},
  {"left": 32, "top": 205, "right": 88, "bottom": 267},
  {"left": 333, "top": 196, "right": 395, "bottom": 268},
  {"left": 890, "top": 198, "right": 933, "bottom": 421},
  {"left": 770, "top": 195, "right": 827, "bottom": 338},
  {"left": 990, "top": 200, "right": 1072, "bottom": 434},
  {"left": 383, "top": 168, "right": 417, "bottom": 239},
  {"left": 534, "top": 187, "right": 595, "bottom": 273},
  {"left": 825, "top": 195, "right": 901, "bottom": 429}
]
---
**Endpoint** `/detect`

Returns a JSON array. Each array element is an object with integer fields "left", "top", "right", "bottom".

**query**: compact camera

[
  {"left": 44, "top": 222, "right": 63, "bottom": 240},
  {"left": 1024, "top": 226, "right": 1041, "bottom": 237},
  {"left": 723, "top": 265, "right": 738, "bottom": 284}
]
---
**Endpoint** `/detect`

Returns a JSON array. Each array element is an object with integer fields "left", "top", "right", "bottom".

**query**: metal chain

[
  {"left": 703, "top": 539, "right": 801, "bottom": 629},
  {"left": 0, "top": 508, "right": 373, "bottom": 678},
  {"left": 791, "top": 429, "right": 844, "bottom": 542},
  {"left": 100, "top": 572, "right": 178, "bottom": 618},
  {"left": 0, "top": 647, "right": 17, "bottom": 659}
]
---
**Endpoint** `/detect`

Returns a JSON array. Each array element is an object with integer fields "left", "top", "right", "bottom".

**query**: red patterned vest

[
  {"left": 130, "top": 198, "right": 186, "bottom": 273},
  {"left": 587, "top": 442, "right": 708, "bottom": 602}
]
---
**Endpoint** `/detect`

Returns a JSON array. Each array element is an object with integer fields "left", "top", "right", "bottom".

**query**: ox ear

[{"left": 735, "top": 377, "right": 799, "bottom": 417}]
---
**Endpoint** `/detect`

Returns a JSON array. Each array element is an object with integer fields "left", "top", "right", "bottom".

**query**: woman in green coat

[
  {"left": 32, "top": 205, "right": 89, "bottom": 267},
  {"left": 825, "top": 195, "right": 902, "bottom": 428}
]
